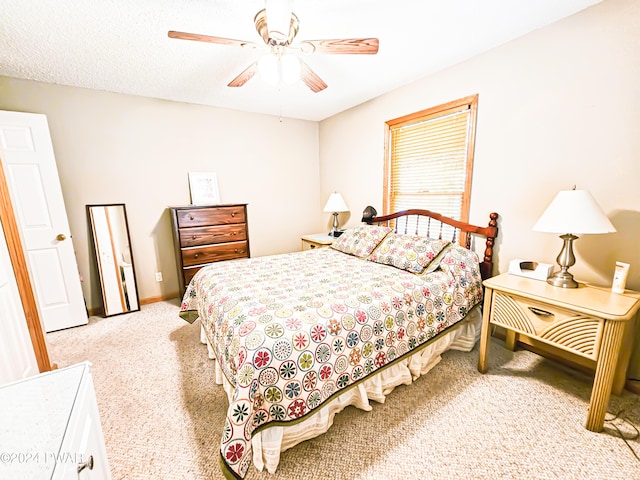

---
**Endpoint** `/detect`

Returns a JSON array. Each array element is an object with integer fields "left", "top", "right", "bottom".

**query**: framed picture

[{"left": 188, "top": 172, "right": 221, "bottom": 205}]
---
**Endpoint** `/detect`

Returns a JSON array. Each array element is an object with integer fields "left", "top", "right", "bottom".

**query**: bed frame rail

[{"left": 366, "top": 209, "right": 499, "bottom": 279}]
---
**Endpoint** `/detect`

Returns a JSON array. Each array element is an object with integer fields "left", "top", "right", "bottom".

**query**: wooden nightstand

[
  {"left": 301, "top": 233, "right": 335, "bottom": 251},
  {"left": 478, "top": 273, "right": 640, "bottom": 432}
]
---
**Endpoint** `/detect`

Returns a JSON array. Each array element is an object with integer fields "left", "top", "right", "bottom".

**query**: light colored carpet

[{"left": 46, "top": 300, "right": 640, "bottom": 480}]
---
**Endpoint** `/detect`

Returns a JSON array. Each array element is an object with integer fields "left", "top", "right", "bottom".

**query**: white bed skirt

[{"left": 200, "top": 307, "right": 481, "bottom": 474}]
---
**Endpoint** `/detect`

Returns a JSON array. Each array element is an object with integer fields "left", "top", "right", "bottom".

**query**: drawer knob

[
  {"left": 234, "top": 248, "right": 238, "bottom": 253},
  {"left": 194, "top": 253, "right": 199, "bottom": 259},
  {"left": 528, "top": 306, "right": 554, "bottom": 317},
  {"left": 189, "top": 215, "right": 194, "bottom": 220},
  {"left": 192, "top": 235, "right": 197, "bottom": 240},
  {"left": 77, "top": 455, "right": 94, "bottom": 473},
  {"left": 231, "top": 212, "right": 236, "bottom": 217}
]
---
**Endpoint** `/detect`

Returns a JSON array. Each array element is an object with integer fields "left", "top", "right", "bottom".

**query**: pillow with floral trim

[
  {"left": 367, "top": 233, "right": 450, "bottom": 273},
  {"left": 330, "top": 224, "right": 393, "bottom": 258}
]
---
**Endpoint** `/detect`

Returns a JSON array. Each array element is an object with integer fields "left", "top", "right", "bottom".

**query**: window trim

[{"left": 383, "top": 94, "right": 479, "bottom": 223}]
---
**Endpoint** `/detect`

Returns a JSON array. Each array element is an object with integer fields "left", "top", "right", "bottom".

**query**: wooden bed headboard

[{"left": 365, "top": 209, "right": 499, "bottom": 280}]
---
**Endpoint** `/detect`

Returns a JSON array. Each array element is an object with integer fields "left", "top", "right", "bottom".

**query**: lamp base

[
  {"left": 329, "top": 212, "right": 340, "bottom": 237},
  {"left": 547, "top": 233, "right": 579, "bottom": 288},
  {"left": 547, "top": 270, "right": 579, "bottom": 288}
]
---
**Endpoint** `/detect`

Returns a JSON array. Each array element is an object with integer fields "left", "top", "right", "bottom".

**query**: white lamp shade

[
  {"left": 323, "top": 192, "right": 349, "bottom": 213},
  {"left": 532, "top": 189, "right": 616, "bottom": 234},
  {"left": 280, "top": 54, "right": 301, "bottom": 85},
  {"left": 258, "top": 53, "right": 279, "bottom": 86}
]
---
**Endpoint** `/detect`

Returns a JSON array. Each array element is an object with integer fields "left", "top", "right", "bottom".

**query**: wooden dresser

[{"left": 170, "top": 204, "right": 250, "bottom": 292}]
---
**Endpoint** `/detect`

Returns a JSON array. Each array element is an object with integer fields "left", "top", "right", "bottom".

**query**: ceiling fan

[{"left": 168, "top": 0, "right": 379, "bottom": 93}]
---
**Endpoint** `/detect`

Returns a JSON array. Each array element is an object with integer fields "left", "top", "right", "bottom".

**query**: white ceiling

[{"left": 0, "top": 0, "right": 600, "bottom": 121}]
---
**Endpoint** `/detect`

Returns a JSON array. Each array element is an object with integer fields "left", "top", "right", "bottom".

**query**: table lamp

[
  {"left": 323, "top": 192, "right": 349, "bottom": 237},
  {"left": 533, "top": 188, "right": 616, "bottom": 288}
]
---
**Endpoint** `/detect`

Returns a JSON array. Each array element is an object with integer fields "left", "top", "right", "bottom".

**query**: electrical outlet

[{"left": 155, "top": 272, "right": 163, "bottom": 282}]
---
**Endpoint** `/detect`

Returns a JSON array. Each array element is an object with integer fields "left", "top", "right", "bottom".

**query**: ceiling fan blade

[
  {"left": 228, "top": 62, "right": 259, "bottom": 88},
  {"left": 168, "top": 31, "right": 257, "bottom": 49},
  {"left": 299, "top": 38, "right": 379, "bottom": 55},
  {"left": 299, "top": 61, "right": 327, "bottom": 93}
]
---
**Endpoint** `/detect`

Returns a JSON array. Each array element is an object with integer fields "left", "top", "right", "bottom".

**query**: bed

[{"left": 179, "top": 209, "right": 498, "bottom": 479}]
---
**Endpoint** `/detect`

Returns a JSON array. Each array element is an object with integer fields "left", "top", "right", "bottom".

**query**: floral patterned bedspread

[{"left": 179, "top": 245, "right": 483, "bottom": 479}]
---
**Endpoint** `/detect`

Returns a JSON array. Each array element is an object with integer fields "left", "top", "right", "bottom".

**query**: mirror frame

[{"left": 87, "top": 203, "right": 140, "bottom": 317}]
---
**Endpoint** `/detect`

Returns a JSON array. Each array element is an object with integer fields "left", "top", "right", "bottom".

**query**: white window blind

[{"left": 385, "top": 95, "right": 478, "bottom": 227}]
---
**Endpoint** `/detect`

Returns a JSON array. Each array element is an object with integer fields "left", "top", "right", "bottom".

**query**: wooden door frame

[{"left": 0, "top": 155, "right": 52, "bottom": 372}]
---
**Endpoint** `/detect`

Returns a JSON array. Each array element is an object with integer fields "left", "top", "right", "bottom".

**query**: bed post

[{"left": 479, "top": 212, "right": 499, "bottom": 280}]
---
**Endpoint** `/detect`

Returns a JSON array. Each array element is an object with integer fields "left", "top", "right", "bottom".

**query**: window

[{"left": 384, "top": 94, "right": 478, "bottom": 224}]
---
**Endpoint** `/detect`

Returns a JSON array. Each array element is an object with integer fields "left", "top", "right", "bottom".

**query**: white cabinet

[{"left": 0, "top": 362, "right": 111, "bottom": 479}]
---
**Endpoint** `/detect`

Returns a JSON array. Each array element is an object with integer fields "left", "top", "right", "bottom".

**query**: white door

[
  {"left": 0, "top": 221, "right": 39, "bottom": 384},
  {"left": 0, "top": 111, "right": 88, "bottom": 332},
  {"left": 0, "top": 220, "right": 38, "bottom": 385}
]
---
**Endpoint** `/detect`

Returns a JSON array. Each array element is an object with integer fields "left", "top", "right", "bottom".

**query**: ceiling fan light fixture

[
  {"left": 265, "top": 0, "right": 293, "bottom": 44},
  {"left": 280, "top": 54, "right": 301, "bottom": 85},
  {"left": 258, "top": 53, "right": 280, "bottom": 86},
  {"left": 169, "top": 1, "right": 377, "bottom": 94}
]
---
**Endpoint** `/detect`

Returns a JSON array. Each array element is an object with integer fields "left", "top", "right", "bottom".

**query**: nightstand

[
  {"left": 301, "top": 233, "right": 335, "bottom": 251},
  {"left": 478, "top": 273, "right": 640, "bottom": 432}
]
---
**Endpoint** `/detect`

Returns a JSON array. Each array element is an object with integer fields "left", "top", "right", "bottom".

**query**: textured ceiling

[{"left": 0, "top": 0, "right": 600, "bottom": 121}]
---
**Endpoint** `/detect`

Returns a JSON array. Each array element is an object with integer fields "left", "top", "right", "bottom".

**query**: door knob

[
  {"left": 56, "top": 234, "right": 67, "bottom": 241},
  {"left": 77, "top": 455, "right": 94, "bottom": 473}
]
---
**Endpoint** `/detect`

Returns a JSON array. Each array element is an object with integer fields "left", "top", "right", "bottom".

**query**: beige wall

[
  {"left": 0, "top": 78, "right": 322, "bottom": 308},
  {"left": 2, "top": 0, "right": 639, "bottom": 377},
  {"left": 319, "top": 0, "right": 640, "bottom": 377}
]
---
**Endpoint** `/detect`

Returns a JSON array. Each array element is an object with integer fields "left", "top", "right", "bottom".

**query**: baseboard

[
  {"left": 86, "top": 292, "right": 180, "bottom": 316},
  {"left": 626, "top": 380, "right": 640, "bottom": 395},
  {"left": 87, "top": 306, "right": 104, "bottom": 317},
  {"left": 140, "top": 292, "right": 180, "bottom": 305}
]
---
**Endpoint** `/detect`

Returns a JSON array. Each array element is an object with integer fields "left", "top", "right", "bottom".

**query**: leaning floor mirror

[{"left": 87, "top": 204, "right": 140, "bottom": 316}]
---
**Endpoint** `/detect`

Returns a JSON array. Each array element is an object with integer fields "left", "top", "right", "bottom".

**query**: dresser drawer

[
  {"left": 176, "top": 206, "right": 245, "bottom": 228},
  {"left": 490, "top": 291, "right": 603, "bottom": 360},
  {"left": 182, "top": 241, "right": 248, "bottom": 267},
  {"left": 183, "top": 265, "right": 204, "bottom": 286},
  {"left": 179, "top": 224, "right": 247, "bottom": 247}
]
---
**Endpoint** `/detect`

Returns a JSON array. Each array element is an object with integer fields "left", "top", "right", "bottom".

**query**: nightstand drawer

[
  {"left": 491, "top": 291, "right": 603, "bottom": 360},
  {"left": 301, "top": 234, "right": 335, "bottom": 251},
  {"left": 302, "top": 240, "right": 329, "bottom": 251}
]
